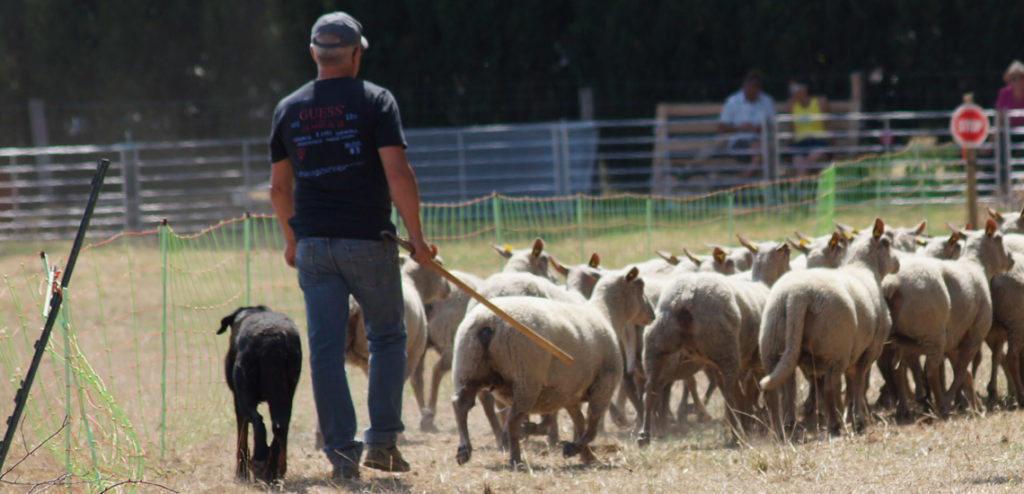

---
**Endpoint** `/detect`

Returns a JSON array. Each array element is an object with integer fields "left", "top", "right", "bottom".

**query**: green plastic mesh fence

[{"left": 0, "top": 144, "right": 975, "bottom": 490}]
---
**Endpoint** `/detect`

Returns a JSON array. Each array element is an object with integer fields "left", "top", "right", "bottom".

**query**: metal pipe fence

[{"left": 1, "top": 109, "right": 1022, "bottom": 240}]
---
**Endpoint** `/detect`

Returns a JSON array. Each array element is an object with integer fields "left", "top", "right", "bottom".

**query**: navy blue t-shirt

[{"left": 269, "top": 77, "right": 407, "bottom": 240}]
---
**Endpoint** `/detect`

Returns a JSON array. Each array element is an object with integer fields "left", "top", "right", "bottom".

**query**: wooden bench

[{"left": 650, "top": 98, "right": 859, "bottom": 195}]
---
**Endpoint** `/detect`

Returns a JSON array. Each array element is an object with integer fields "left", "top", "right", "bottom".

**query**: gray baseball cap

[{"left": 310, "top": 12, "right": 369, "bottom": 50}]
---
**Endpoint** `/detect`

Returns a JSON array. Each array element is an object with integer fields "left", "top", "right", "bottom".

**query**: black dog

[{"left": 218, "top": 306, "right": 301, "bottom": 482}]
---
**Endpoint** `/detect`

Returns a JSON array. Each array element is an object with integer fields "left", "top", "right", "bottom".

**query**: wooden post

[{"left": 966, "top": 147, "right": 979, "bottom": 227}]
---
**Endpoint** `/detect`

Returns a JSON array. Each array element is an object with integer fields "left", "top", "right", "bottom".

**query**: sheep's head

[
  {"left": 887, "top": 219, "right": 928, "bottom": 252},
  {"left": 708, "top": 245, "right": 737, "bottom": 274},
  {"left": 217, "top": 305, "right": 270, "bottom": 338},
  {"left": 496, "top": 237, "right": 559, "bottom": 282},
  {"left": 805, "top": 231, "right": 848, "bottom": 269},
  {"left": 402, "top": 254, "right": 450, "bottom": 304},
  {"left": 749, "top": 240, "right": 791, "bottom": 286},
  {"left": 852, "top": 218, "right": 900, "bottom": 280},
  {"left": 988, "top": 206, "right": 1024, "bottom": 234},
  {"left": 918, "top": 230, "right": 964, "bottom": 259},
  {"left": 623, "top": 267, "right": 655, "bottom": 326},
  {"left": 966, "top": 219, "right": 1015, "bottom": 279},
  {"left": 552, "top": 253, "right": 603, "bottom": 299}
]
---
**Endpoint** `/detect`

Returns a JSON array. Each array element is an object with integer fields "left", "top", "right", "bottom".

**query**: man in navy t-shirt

[{"left": 269, "top": 10, "right": 433, "bottom": 481}]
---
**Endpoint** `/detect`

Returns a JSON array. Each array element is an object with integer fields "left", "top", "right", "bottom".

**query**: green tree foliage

[{"left": 1, "top": 0, "right": 1023, "bottom": 136}]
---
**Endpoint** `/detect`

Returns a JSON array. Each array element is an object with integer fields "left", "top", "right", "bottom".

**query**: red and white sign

[{"left": 950, "top": 103, "right": 990, "bottom": 148}]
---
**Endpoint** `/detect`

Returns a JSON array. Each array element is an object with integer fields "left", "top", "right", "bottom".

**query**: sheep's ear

[
  {"left": 737, "top": 235, "right": 758, "bottom": 253},
  {"left": 682, "top": 248, "right": 702, "bottom": 266},
  {"left": 948, "top": 231, "right": 962, "bottom": 245},
  {"left": 988, "top": 207, "right": 1004, "bottom": 221},
  {"left": 625, "top": 266, "right": 640, "bottom": 282},
  {"left": 776, "top": 242, "right": 790, "bottom": 254},
  {"left": 872, "top": 218, "right": 884, "bottom": 239},
  {"left": 986, "top": 218, "right": 998, "bottom": 237},
  {"left": 915, "top": 237, "right": 927, "bottom": 246},
  {"left": 588, "top": 253, "right": 600, "bottom": 268},
  {"left": 530, "top": 238, "right": 544, "bottom": 258},
  {"left": 548, "top": 257, "right": 569, "bottom": 276},
  {"left": 712, "top": 247, "right": 727, "bottom": 263},
  {"left": 492, "top": 244, "right": 513, "bottom": 258},
  {"left": 1019, "top": 205, "right": 1024, "bottom": 219},
  {"left": 794, "top": 230, "right": 812, "bottom": 242},
  {"left": 913, "top": 220, "right": 927, "bottom": 235},
  {"left": 835, "top": 223, "right": 855, "bottom": 241},
  {"left": 655, "top": 250, "right": 679, "bottom": 265},
  {"left": 826, "top": 232, "right": 841, "bottom": 250},
  {"left": 787, "top": 238, "right": 809, "bottom": 254}
]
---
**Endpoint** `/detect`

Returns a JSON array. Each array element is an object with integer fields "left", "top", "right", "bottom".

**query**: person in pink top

[
  {"left": 996, "top": 60, "right": 1024, "bottom": 129},
  {"left": 995, "top": 60, "right": 1024, "bottom": 198}
]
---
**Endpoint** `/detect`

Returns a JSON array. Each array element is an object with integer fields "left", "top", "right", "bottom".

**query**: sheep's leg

[
  {"left": 478, "top": 391, "right": 508, "bottom": 450},
  {"left": 909, "top": 356, "right": 928, "bottom": 404},
  {"left": 563, "top": 404, "right": 597, "bottom": 463},
  {"left": 563, "top": 395, "right": 610, "bottom": 465},
  {"left": 607, "top": 402, "right": 628, "bottom": 428},
  {"left": 505, "top": 386, "right": 540, "bottom": 468},
  {"left": 702, "top": 368, "right": 718, "bottom": 404},
  {"left": 894, "top": 353, "right": 916, "bottom": 423},
  {"left": 410, "top": 349, "right": 427, "bottom": 422},
  {"left": 944, "top": 343, "right": 981, "bottom": 414},
  {"left": 763, "top": 385, "right": 784, "bottom": 440},
  {"left": 522, "top": 413, "right": 558, "bottom": 447},
  {"left": 924, "top": 353, "right": 948, "bottom": 419},
  {"left": 987, "top": 333, "right": 1006, "bottom": 410},
  {"left": 823, "top": 372, "right": 843, "bottom": 436},
  {"left": 845, "top": 362, "right": 871, "bottom": 433},
  {"left": 610, "top": 386, "right": 629, "bottom": 427},
  {"left": 1005, "top": 341, "right": 1024, "bottom": 408},
  {"left": 453, "top": 382, "right": 481, "bottom": 465},
  {"left": 874, "top": 345, "right": 899, "bottom": 409},
  {"left": 725, "top": 375, "right": 748, "bottom": 439},
  {"left": 684, "top": 375, "right": 713, "bottom": 423},
  {"left": 675, "top": 379, "right": 690, "bottom": 423},
  {"left": 801, "top": 377, "right": 822, "bottom": 431},
  {"left": 422, "top": 349, "right": 452, "bottom": 432},
  {"left": 624, "top": 368, "right": 644, "bottom": 422},
  {"left": 638, "top": 356, "right": 668, "bottom": 447}
]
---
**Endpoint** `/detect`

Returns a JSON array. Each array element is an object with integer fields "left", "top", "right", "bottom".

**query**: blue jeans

[{"left": 294, "top": 237, "right": 407, "bottom": 467}]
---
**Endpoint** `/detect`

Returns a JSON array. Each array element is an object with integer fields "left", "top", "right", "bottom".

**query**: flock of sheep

[{"left": 218, "top": 206, "right": 1024, "bottom": 481}]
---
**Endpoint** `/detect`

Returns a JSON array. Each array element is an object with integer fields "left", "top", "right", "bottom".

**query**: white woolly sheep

[
  {"left": 639, "top": 238, "right": 791, "bottom": 444},
  {"left": 883, "top": 220, "right": 1012, "bottom": 419},
  {"left": 759, "top": 219, "right": 899, "bottom": 437},
  {"left": 451, "top": 267, "right": 654, "bottom": 467},
  {"left": 416, "top": 270, "right": 484, "bottom": 432}
]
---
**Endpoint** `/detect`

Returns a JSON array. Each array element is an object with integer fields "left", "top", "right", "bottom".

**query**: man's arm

[
  {"left": 269, "top": 158, "right": 298, "bottom": 267},
  {"left": 379, "top": 145, "right": 434, "bottom": 264}
]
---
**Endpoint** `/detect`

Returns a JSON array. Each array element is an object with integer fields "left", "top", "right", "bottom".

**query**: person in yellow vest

[{"left": 787, "top": 78, "right": 829, "bottom": 176}]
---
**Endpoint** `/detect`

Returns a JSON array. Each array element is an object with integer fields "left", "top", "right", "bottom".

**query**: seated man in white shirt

[{"left": 717, "top": 69, "right": 776, "bottom": 176}]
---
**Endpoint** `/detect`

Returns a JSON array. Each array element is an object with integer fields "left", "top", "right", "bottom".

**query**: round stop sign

[{"left": 950, "top": 103, "right": 990, "bottom": 148}]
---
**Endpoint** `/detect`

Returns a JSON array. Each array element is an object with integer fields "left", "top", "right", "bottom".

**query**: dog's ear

[
  {"left": 217, "top": 313, "right": 235, "bottom": 334},
  {"left": 217, "top": 307, "right": 247, "bottom": 334}
]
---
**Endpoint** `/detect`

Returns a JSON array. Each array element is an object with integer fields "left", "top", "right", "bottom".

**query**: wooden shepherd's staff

[{"left": 382, "top": 232, "right": 574, "bottom": 365}]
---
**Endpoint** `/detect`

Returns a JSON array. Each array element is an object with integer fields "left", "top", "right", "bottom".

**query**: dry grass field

[{"left": 3, "top": 202, "right": 1024, "bottom": 493}]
